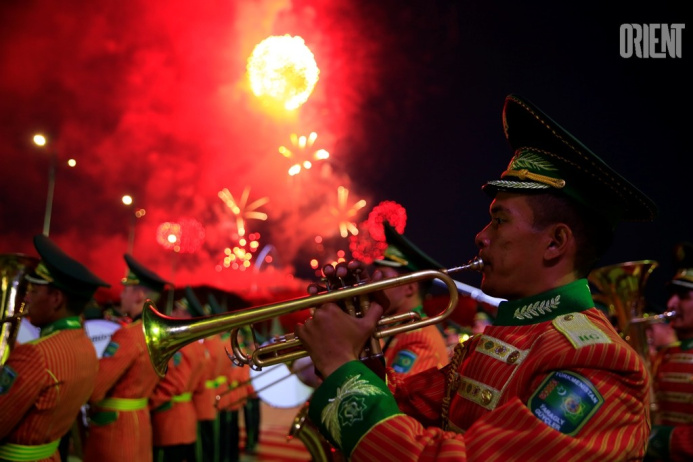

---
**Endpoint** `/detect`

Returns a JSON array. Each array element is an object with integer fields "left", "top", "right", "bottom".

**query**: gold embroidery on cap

[
  {"left": 501, "top": 169, "right": 566, "bottom": 189},
  {"left": 35, "top": 262, "right": 54, "bottom": 283}
]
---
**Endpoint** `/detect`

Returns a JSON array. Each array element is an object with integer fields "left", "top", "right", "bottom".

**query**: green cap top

[
  {"left": 375, "top": 221, "right": 443, "bottom": 272},
  {"left": 670, "top": 242, "right": 693, "bottom": 290},
  {"left": 26, "top": 234, "right": 110, "bottom": 299},
  {"left": 483, "top": 94, "right": 657, "bottom": 225},
  {"left": 121, "top": 253, "right": 170, "bottom": 293}
]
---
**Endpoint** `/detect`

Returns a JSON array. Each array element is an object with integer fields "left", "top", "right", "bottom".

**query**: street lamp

[
  {"left": 32, "top": 134, "right": 57, "bottom": 237},
  {"left": 122, "top": 195, "right": 145, "bottom": 254}
]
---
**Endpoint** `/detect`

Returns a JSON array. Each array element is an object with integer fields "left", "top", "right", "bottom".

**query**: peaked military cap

[
  {"left": 483, "top": 94, "right": 657, "bottom": 225},
  {"left": 26, "top": 234, "right": 110, "bottom": 299},
  {"left": 121, "top": 253, "right": 170, "bottom": 293},
  {"left": 375, "top": 221, "right": 443, "bottom": 272},
  {"left": 669, "top": 241, "right": 693, "bottom": 290}
]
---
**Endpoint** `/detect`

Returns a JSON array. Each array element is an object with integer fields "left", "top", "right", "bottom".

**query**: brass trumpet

[{"left": 143, "top": 258, "right": 483, "bottom": 377}]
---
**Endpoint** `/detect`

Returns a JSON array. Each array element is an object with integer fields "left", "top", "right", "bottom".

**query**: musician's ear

[{"left": 544, "top": 223, "right": 573, "bottom": 261}]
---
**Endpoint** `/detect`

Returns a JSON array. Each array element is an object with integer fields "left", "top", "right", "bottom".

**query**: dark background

[{"left": 0, "top": 1, "right": 688, "bottom": 308}]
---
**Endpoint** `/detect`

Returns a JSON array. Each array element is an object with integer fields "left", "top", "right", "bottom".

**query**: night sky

[{"left": 0, "top": 1, "right": 688, "bottom": 308}]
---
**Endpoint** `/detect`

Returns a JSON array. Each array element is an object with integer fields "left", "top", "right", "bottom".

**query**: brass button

[
  {"left": 564, "top": 314, "right": 574, "bottom": 321},
  {"left": 484, "top": 341, "right": 494, "bottom": 350},
  {"left": 480, "top": 389, "right": 493, "bottom": 405},
  {"left": 507, "top": 351, "right": 520, "bottom": 364}
]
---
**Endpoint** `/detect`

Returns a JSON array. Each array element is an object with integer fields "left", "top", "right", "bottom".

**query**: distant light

[
  {"left": 288, "top": 164, "right": 301, "bottom": 176},
  {"left": 337, "top": 250, "right": 345, "bottom": 258},
  {"left": 167, "top": 234, "right": 177, "bottom": 244},
  {"left": 67, "top": 159, "right": 77, "bottom": 167},
  {"left": 314, "top": 236, "right": 323, "bottom": 244},
  {"left": 135, "top": 208, "right": 146, "bottom": 218},
  {"left": 310, "top": 259, "right": 319, "bottom": 269},
  {"left": 122, "top": 195, "right": 133, "bottom": 205},
  {"left": 33, "top": 134, "right": 46, "bottom": 147}
]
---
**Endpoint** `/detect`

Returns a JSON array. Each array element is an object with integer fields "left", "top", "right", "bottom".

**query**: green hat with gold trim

[
  {"left": 483, "top": 94, "right": 657, "bottom": 224},
  {"left": 26, "top": 234, "right": 110, "bottom": 299},
  {"left": 375, "top": 221, "right": 443, "bottom": 272},
  {"left": 122, "top": 253, "right": 170, "bottom": 293},
  {"left": 670, "top": 242, "right": 693, "bottom": 290}
]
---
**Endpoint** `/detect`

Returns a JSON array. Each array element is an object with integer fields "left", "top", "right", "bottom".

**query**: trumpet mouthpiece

[{"left": 446, "top": 258, "right": 484, "bottom": 274}]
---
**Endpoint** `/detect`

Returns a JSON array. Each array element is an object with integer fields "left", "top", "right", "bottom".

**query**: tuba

[
  {"left": 1, "top": 254, "right": 39, "bottom": 365},
  {"left": 587, "top": 260, "right": 658, "bottom": 412}
]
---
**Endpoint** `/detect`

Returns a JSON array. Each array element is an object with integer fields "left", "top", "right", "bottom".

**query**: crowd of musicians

[{"left": 2, "top": 94, "right": 693, "bottom": 461}]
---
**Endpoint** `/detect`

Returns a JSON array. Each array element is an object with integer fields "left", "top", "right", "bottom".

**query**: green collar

[
  {"left": 493, "top": 279, "right": 594, "bottom": 326},
  {"left": 412, "top": 305, "right": 426, "bottom": 319},
  {"left": 40, "top": 316, "right": 83, "bottom": 337},
  {"left": 680, "top": 337, "right": 693, "bottom": 351}
]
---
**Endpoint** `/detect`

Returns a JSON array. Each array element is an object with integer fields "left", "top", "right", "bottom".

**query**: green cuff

[
  {"left": 647, "top": 425, "right": 674, "bottom": 460},
  {"left": 309, "top": 360, "right": 401, "bottom": 457}
]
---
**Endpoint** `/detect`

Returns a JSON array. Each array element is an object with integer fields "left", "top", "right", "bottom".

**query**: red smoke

[{"left": 0, "top": 0, "right": 393, "bottom": 303}]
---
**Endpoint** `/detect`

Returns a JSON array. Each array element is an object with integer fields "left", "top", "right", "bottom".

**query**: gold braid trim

[
  {"left": 501, "top": 169, "right": 566, "bottom": 189},
  {"left": 441, "top": 334, "right": 477, "bottom": 431}
]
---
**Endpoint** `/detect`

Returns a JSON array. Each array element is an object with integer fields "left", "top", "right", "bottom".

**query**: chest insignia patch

[
  {"left": 528, "top": 370, "right": 603, "bottom": 436},
  {"left": 102, "top": 341, "right": 119, "bottom": 358},
  {"left": 392, "top": 350, "right": 417, "bottom": 373},
  {"left": 0, "top": 365, "right": 17, "bottom": 394}
]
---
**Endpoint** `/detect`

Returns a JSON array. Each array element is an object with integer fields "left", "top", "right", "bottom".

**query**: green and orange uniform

[
  {"left": 0, "top": 318, "right": 99, "bottom": 462},
  {"left": 383, "top": 306, "right": 449, "bottom": 377},
  {"left": 308, "top": 280, "right": 650, "bottom": 461},
  {"left": 150, "top": 339, "right": 207, "bottom": 455},
  {"left": 648, "top": 337, "right": 693, "bottom": 461},
  {"left": 83, "top": 318, "right": 161, "bottom": 461}
]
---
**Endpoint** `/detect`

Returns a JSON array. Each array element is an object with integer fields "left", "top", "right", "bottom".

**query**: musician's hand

[{"left": 295, "top": 300, "right": 384, "bottom": 379}]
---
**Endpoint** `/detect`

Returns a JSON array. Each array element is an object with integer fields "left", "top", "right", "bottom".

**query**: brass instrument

[
  {"left": 587, "top": 260, "right": 658, "bottom": 412},
  {"left": 143, "top": 258, "right": 483, "bottom": 377},
  {"left": 1, "top": 254, "right": 39, "bottom": 365}
]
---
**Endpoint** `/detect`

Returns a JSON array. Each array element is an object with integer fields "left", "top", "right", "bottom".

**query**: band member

[
  {"left": 296, "top": 94, "right": 655, "bottom": 460},
  {"left": 150, "top": 298, "right": 207, "bottom": 462},
  {"left": 1, "top": 235, "right": 109, "bottom": 461},
  {"left": 647, "top": 242, "right": 693, "bottom": 461},
  {"left": 375, "top": 223, "right": 450, "bottom": 377},
  {"left": 82, "top": 254, "right": 169, "bottom": 462}
]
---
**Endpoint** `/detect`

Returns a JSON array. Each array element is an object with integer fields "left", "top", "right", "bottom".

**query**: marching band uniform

[
  {"left": 647, "top": 247, "right": 693, "bottom": 461},
  {"left": 304, "top": 95, "right": 655, "bottom": 460},
  {"left": 217, "top": 358, "right": 250, "bottom": 462},
  {"left": 150, "top": 339, "right": 207, "bottom": 461},
  {"left": 0, "top": 235, "right": 108, "bottom": 461},
  {"left": 377, "top": 227, "right": 450, "bottom": 378},
  {"left": 83, "top": 254, "right": 168, "bottom": 462}
]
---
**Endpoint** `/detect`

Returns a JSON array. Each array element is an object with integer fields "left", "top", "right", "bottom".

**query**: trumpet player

[
  {"left": 0, "top": 235, "right": 109, "bottom": 462},
  {"left": 295, "top": 94, "right": 655, "bottom": 461},
  {"left": 647, "top": 242, "right": 693, "bottom": 461}
]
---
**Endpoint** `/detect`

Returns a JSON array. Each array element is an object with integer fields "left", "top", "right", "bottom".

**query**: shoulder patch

[
  {"left": 552, "top": 312, "right": 612, "bottom": 349},
  {"left": 528, "top": 370, "right": 603, "bottom": 436},
  {"left": 102, "top": 341, "right": 120, "bottom": 358},
  {"left": 391, "top": 350, "right": 417, "bottom": 373},
  {"left": 0, "top": 365, "right": 18, "bottom": 394}
]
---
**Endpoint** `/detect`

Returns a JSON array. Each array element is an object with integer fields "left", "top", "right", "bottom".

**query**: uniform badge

[
  {"left": 528, "top": 370, "right": 603, "bottom": 435},
  {"left": 102, "top": 341, "right": 120, "bottom": 358},
  {"left": 0, "top": 365, "right": 18, "bottom": 394},
  {"left": 392, "top": 350, "right": 417, "bottom": 373}
]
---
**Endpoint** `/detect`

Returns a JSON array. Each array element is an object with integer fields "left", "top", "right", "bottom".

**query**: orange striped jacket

[
  {"left": 648, "top": 338, "right": 693, "bottom": 461},
  {"left": 82, "top": 319, "right": 161, "bottom": 462},
  {"left": 308, "top": 279, "right": 651, "bottom": 461},
  {"left": 383, "top": 311, "right": 449, "bottom": 378},
  {"left": 0, "top": 318, "right": 98, "bottom": 462},
  {"left": 150, "top": 340, "right": 207, "bottom": 447},
  {"left": 193, "top": 334, "right": 228, "bottom": 421}
]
